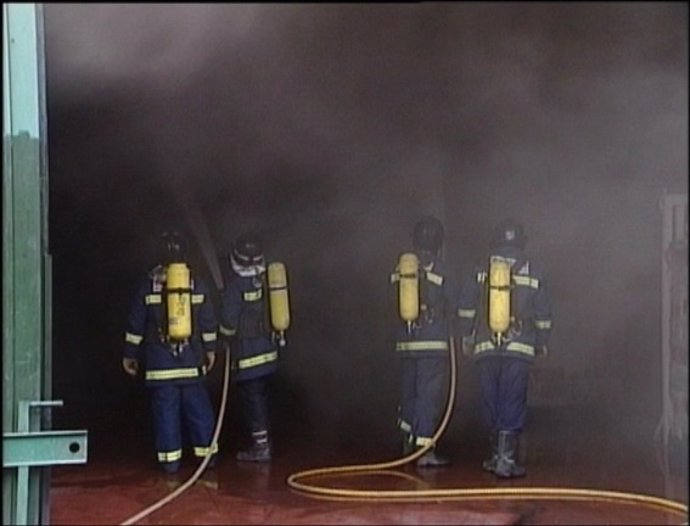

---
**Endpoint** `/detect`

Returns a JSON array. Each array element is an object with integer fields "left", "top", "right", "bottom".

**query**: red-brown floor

[{"left": 50, "top": 427, "right": 688, "bottom": 526}]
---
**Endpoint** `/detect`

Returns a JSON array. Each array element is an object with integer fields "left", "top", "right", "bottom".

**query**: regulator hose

[
  {"left": 286, "top": 338, "right": 689, "bottom": 519},
  {"left": 119, "top": 345, "right": 232, "bottom": 526}
]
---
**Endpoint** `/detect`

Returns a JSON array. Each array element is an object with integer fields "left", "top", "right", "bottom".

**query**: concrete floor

[{"left": 50, "top": 405, "right": 688, "bottom": 525}]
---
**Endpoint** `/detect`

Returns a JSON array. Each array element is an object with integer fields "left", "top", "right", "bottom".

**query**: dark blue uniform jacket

[
  {"left": 219, "top": 271, "right": 278, "bottom": 382},
  {"left": 457, "top": 246, "right": 552, "bottom": 363},
  {"left": 124, "top": 265, "right": 218, "bottom": 385},
  {"left": 390, "top": 255, "right": 460, "bottom": 358}
]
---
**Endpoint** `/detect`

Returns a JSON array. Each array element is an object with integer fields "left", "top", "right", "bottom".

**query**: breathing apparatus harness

[
  {"left": 228, "top": 254, "right": 290, "bottom": 349},
  {"left": 484, "top": 254, "right": 527, "bottom": 347},
  {"left": 158, "top": 261, "right": 194, "bottom": 357},
  {"left": 146, "top": 265, "right": 189, "bottom": 357},
  {"left": 267, "top": 262, "right": 290, "bottom": 347},
  {"left": 397, "top": 251, "right": 446, "bottom": 337},
  {"left": 149, "top": 231, "right": 196, "bottom": 357}
]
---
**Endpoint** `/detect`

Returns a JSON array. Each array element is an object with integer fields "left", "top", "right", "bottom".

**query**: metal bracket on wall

[{"left": 2, "top": 400, "right": 87, "bottom": 525}]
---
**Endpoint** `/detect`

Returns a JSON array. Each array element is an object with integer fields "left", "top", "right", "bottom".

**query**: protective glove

[
  {"left": 122, "top": 357, "right": 139, "bottom": 376},
  {"left": 535, "top": 344, "right": 549, "bottom": 357},
  {"left": 461, "top": 335, "right": 475, "bottom": 357},
  {"left": 206, "top": 351, "right": 216, "bottom": 372}
]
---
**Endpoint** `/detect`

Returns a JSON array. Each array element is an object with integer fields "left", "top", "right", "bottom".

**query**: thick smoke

[{"left": 45, "top": 3, "right": 687, "bottom": 456}]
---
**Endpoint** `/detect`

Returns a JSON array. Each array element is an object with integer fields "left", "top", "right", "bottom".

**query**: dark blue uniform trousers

[
  {"left": 237, "top": 376, "right": 271, "bottom": 434},
  {"left": 150, "top": 382, "right": 215, "bottom": 469},
  {"left": 400, "top": 357, "right": 447, "bottom": 444},
  {"left": 477, "top": 356, "right": 531, "bottom": 433}
]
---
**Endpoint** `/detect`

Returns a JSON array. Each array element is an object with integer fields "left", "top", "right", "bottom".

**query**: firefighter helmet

[
  {"left": 230, "top": 232, "right": 265, "bottom": 269},
  {"left": 162, "top": 230, "right": 188, "bottom": 263},
  {"left": 490, "top": 219, "right": 527, "bottom": 249},
  {"left": 413, "top": 215, "right": 444, "bottom": 256}
]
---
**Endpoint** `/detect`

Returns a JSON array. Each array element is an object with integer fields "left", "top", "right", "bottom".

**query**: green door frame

[{"left": 3, "top": 4, "right": 87, "bottom": 524}]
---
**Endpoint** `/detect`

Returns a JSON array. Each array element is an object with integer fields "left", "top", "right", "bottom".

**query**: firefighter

[
  {"left": 391, "top": 215, "right": 460, "bottom": 467},
  {"left": 457, "top": 219, "right": 552, "bottom": 478},
  {"left": 122, "top": 230, "right": 219, "bottom": 474},
  {"left": 219, "top": 233, "right": 279, "bottom": 463}
]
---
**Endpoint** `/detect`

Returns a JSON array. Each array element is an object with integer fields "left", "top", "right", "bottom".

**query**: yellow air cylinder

[
  {"left": 488, "top": 258, "right": 511, "bottom": 338},
  {"left": 268, "top": 262, "right": 290, "bottom": 335},
  {"left": 166, "top": 262, "right": 192, "bottom": 341},
  {"left": 398, "top": 252, "right": 420, "bottom": 325}
]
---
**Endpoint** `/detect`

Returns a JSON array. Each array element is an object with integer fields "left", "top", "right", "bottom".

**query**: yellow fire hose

[{"left": 286, "top": 338, "right": 689, "bottom": 519}]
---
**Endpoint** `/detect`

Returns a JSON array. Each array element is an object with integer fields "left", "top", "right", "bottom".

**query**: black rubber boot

[
  {"left": 163, "top": 472, "right": 184, "bottom": 490},
  {"left": 494, "top": 430, "right": 526, "bottom": 478},
  {"left": 416, "top": 447, "right": 450, "bottom": 468},
  {"left": 236, "top": 442, "right": 271, "bottom": 462},
  {"left": 236, "top": 430, "right": 272, "bottom": 463},
  {"left": 482, "top": 431, "right": 499, "bottom": 473},
  {"left": 161, "top": 460, "right": 181, "bottom": 474}
]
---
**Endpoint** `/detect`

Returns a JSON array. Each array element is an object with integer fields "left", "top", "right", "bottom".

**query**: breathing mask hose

[
  {"left": 286, "top": 338, "right": 688, "bottom": 519},
  {"left": 119, "top": 337, "right": 232, "bottom": 526}
]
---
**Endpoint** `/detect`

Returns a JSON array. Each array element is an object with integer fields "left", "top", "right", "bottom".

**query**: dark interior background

[{"left": 44, "top": 3, "right": 688, "bottom": 463}]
